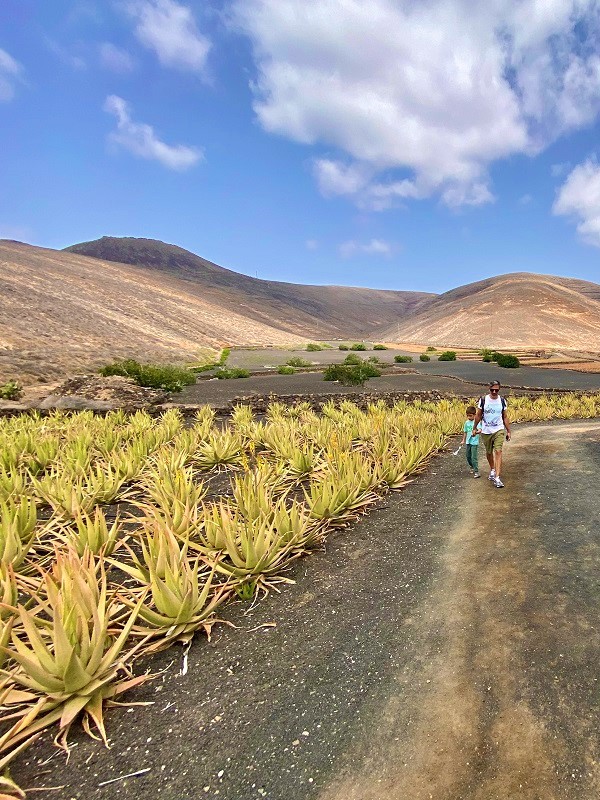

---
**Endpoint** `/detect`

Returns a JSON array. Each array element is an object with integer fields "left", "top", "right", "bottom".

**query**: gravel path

[{"left": 16, "top": 420, "right": 600, "bottom": 799}]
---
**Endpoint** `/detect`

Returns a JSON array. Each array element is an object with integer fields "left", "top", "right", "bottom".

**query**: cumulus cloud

[
  {"left": 100, "top": 42, "right": 135, "bottom": 73},
  {"left": 104, "top": 94, "right": 202, "bottom": 170},
  {"left": 0, "top": 48, "right": 23, "bottom": 102},
  {"left": 339, "top": 239, "right": 394, "bottom": 258},
  {"left": 233, "top": 0, "right": 600, "bottom": 208},
  {"left": 553, "top": 159, "right": 600, "bottom": 246},
  {"left": 126, "top": 0, "right": 210, "bottom": 75}
]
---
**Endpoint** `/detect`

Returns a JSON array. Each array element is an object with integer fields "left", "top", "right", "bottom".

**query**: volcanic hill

[
  {"left": 378, "top": 272, "right": 600, "bottom": 351},
  {"left": 0, "top": 238, "right": 429, "bottom": 382}
]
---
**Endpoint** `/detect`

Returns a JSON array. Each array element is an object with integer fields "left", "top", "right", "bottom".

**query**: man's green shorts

[{"left": 481, "top": 429, "right": 505, "bottom": 454}]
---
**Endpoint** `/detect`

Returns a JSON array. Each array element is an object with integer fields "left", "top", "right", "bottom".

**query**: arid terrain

[
  {"left": 380, "top": 273, "right": 600, "bottom": 350},
  {"left": 0, "top": 238, "right": 429, "bottom": 382},
  {"left": 4, "top": 236, "right": 600, "bottom": 384},
  {"left": 65, "top": 237, "right": 432, "bottom": 340}
]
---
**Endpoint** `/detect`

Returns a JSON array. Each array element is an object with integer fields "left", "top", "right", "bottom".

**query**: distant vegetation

[
  {"left": 438, "top": 351, "right": 457, "bottom": 361},
  {"left": 394, "top": 355, "right": 413, "bottom": 363},
  {"left": 215, "top": 367, "right": 250, "bottom": 379},
  {"left": 350, "top": 343, "right": 368, "bottom": 351},
  {"left": 0, "top": 380, "right": 22, "bottom": 400},
  {"left": 343, "top": 353, "right": 363, "bottom": 365},
  {"left": 426, "top": 346, "right": 437, "bottom": 352},
  {"left": 323, "top": 363, "right": 381, "bottom": 385},
  {"left": 338, "top": 344, "right": 349, "bottom": 350},
  {"left": 481, "top": 350, "right": 521, "bottom": 368},
  {"left": 373, "top": 344, "right": 388, "bottom": 350},
  {"left": 189, "top": 348, "right": 230, "bottom": 373},
  {"left": 306, "top": 343, "right": 323, "bottom": 351},
  {"left": 286, "top": 357, "right": 311, "bottom": 368},
  {"left": 420, "top": 354, "right": 431, "bottom": 362},
  {"left": 277, "top": 365, "right": 295, "bottom": 375},
  {"left": 99, "top": 360, "right": 196, "bottom": 392},
  {"left": 496, "top": 354, "right": 520, "bottom": 368}
]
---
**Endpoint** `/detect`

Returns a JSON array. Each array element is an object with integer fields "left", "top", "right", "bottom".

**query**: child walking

[{"left": 462, "top": 405, "right": 481, "bottom": 478}]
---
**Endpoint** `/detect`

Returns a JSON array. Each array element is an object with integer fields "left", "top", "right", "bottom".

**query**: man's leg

[{"left": 494, "top": 447, "right": 503, "bottom": 477}]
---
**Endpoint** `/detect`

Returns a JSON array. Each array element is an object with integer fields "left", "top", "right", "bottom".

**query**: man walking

[{"left": 472, "top": 379, "right": 511, "bottom": 488}]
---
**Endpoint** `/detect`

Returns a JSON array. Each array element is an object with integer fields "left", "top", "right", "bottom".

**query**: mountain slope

[
  {"left": 64, "top": 237, "right": 433, "bottom": 338},
  {"left": 0, "top": 241, "right": 307, "bottom": 382},
  {"left": 378, "top": 272, "right": 600, "bottom": 350}
]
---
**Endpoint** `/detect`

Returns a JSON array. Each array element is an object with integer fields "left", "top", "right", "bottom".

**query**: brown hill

[
  {"left": 0, "top": 241, "right": 308, "bottom": 383},
  {"left": 64, "top": 237, "right": 432, "bottom": 339},
  {"left": 0, "top": 239, "right": 429, "bottom": 383},
  {"left": 379, "top": 273, "right": 600, "bottom": 351}
]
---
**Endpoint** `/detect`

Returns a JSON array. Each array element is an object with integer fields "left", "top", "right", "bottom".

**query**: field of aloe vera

[{"left": 0, "top": 393, "right": 599, "bottom": 792}]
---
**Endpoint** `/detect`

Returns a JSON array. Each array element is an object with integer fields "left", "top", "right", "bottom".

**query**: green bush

[
  {"left": 323, "top": 363, "right": 381, "bottom": 385},
  {"left": 496, "top": 354, "right": 520, "bottom": 368},
  {"left": 419, "top": 354, "right": 431, "bottom": 362},
  {"left": 438, "top": 351, "right": 457, "bottom": 361},
  {"left": 480, "top": 348, "right": 493, "bottom": 363},
  {"left": 343, "top": 353, "right": 364, "bottom": 365},
  {"left": 190, "top": 363, "right": 217, "bottom": 373},
  {"left": 219, "top": 347, "right": 230, "bottom": 365},
  {"left": 338, "top": 344, "right": 349, "bottom": 350},
  {"left": 99, "top": 360, "right": 196, "bottom": 392},
  {"left": 490, "top": 351, "right": 501, "bottom": 362},
  {"left": 0, "top": 380, "right": 22, "bottom": 400},
  {"left": 306, "top": 343, "right": 323, "bottom": 351},
  {"left": 277, "top": 365, "right": 295, "bottom": 375},
  {"left": 286, "top": 357, "right": 311, "bottom": 368},
  {"left": 367, "top": 356, "right": 380, "bottom": 364},
  {"left": 426, "top": 346, "right": 437, "bottom": 352},
  {"left": 214, "top": 367, "right": 250, "bottom": 379},
  {"left": 350, "top": 343, "right": 368, "bottom": 351},
  {"left": 394, "top": 354, "right": 413, "bottom": 363},
  {"left": 373, "top": 344, "right": 388, "bottom": 350}
]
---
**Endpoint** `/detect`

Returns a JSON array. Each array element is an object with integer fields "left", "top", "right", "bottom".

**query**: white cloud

[
  {"left": 305, "top": 239, "right": 319, "bottom": 250},
  {"left": 553, "top": 158, "right": 600, "bottom": 246},
  {"left": 100, "top": 42, "right": 135, "bottom": 73},
  {"left": 519, "top": 193, "right": 533, "bottom": 205},
  {"left": 339, "top": 239, "right": 394, "bottom": 258},
  {"left": 0, "top": 48, "right": 23, "bottom": 102},
  {"left": 233, "top": 0, "right": 600, "bottom": 208},
  {"left": 45, "top": 38, "right": 86, "bottom": 70},
  {"left": 126, "top": 0, "right": 210, "bottom": 75},
  {"left": 104, "top": 94, "right": 202, "bottom": 170}
]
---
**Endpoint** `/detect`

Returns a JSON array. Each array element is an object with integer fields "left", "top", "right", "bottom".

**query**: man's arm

[
  {"left": 473, "top": 404, "right": 483, "bottom": 431},
  {"left": 503, "top": 407, "right": 511, "bottom": 440}
]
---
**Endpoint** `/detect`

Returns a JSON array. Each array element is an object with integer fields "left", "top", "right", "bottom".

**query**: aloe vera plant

[{"left": 0, "top": 549, "right": 147, "bottom": 762}]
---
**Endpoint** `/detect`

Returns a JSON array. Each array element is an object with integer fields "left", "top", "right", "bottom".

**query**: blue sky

[{"left": 2, "top": 0, "right": 600, "bottom": 293}]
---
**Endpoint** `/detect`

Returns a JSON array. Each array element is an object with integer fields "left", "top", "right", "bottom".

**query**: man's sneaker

[
  {"left": 494, "top": 477, "right": 504, "bottom": 488},
  {"left": 473, "top": 472, "right": 481, "bottom": 478},
  {"left": 488, "top": 470, "right": 496, "bottom": 481}
]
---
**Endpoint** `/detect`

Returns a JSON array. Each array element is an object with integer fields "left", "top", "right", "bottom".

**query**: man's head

[{"left": 489, "top": 380, "right": 501, "bottom": 396}]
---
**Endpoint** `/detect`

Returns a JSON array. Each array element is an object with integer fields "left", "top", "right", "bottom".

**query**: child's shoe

[{"left": 473, "top": 472, "right": 480, "bottom": 478}]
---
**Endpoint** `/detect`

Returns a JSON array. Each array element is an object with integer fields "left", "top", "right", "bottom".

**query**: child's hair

[{"left": 466, "top": 405, "right": 476, "bottom": 415}]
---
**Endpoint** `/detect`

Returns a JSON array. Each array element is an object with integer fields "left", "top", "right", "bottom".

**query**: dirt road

[{"left": 18, "top": 421, "right": 600, "bottom": 799}]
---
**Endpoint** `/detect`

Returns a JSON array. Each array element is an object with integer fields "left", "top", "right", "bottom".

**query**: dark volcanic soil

[{"left": 15, "top": 420, "right": 600, "bottom": 799}]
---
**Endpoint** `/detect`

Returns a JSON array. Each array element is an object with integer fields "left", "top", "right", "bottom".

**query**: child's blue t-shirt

[{"left": 463, "top": 419, "right": 479, "bottom": 445}]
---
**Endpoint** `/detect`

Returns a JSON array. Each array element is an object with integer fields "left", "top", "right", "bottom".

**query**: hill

[
  {"left": 378, "top": 273, "right": 600, "bottom": 350},
  {"left": 0, "top": 241, "right": 309, "bottom": 382},
  {"left": 64, "top": 237, "right": 432, "bottom": 339}
]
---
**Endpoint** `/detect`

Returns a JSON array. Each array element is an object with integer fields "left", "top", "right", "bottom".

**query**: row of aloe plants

[{"left": 0, "top": 393, "right": 598, "bottom": 792}]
